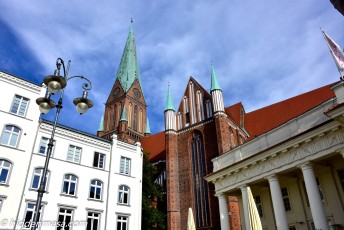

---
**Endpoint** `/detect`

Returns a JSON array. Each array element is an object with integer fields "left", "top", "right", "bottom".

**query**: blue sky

[{"left": 0, "top": 1, "right": 343, "bottom": 135}]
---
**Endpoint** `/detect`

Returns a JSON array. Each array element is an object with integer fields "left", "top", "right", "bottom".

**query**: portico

[{"left": 207, "top": 83, "right": 344, "bottom": 229}]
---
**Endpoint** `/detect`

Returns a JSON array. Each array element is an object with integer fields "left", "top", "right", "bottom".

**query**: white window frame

[
  {"left": 38, "top": 137, "right": 55, "bottom": 155},
  {"left": 118, "top": 185, "right": 130, "bottom": 205},
  {"left": 281, "top": 187, "right": 292, "bottom": 211},
  {"left": 120, "top": 157, "right": 131, "bottom": 176},
  {"left": 67, "top": 145, "right": 82, "bottom": 164},
  {"left": 62, "top": 174, "right": 78, "bottom": 196},
  {"left": 10, "top": 94, "right": 29, "bottom": 117},
  {"left": 0, "top": 195, "right": 6, "bottom": 213},
  {"left": 0, "top": 159, "right": 12, "bottom": 185},
  {"left": 22, "top": 202, "right": 43, "bottom": 229},
  {"left": 30, "top": 168, "right": 50, "bottom": 191},
  {"left": 87, "top": 211, "right": 101, "bottom": 230},
  {"left": 89, "top": 179, "right": 103, "bottom": 200},
  {"left": 57, "top": 207, "right": 74, "bottom": 230},
  {"left": 1, "top": 125, "right": 21, "bottom": 148},
  {"left": 116, "top": 215, "right": 129, "bottom": 230},
  {"left": 93, "top": 152, "right": 105, "bottom": 169}
]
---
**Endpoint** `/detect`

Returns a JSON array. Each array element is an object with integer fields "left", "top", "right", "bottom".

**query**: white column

[
  {"left": 267, "top": 174, "right": 288, "bottom": 230},
  {"left": 240, "top": 185, "right": 251, "bottom": 230},
  {"left": 300, "top": 162, "right": 329, "bottom": 230},
  {"left": 217, "top": 193, "right": 230, "bottom": 230}
]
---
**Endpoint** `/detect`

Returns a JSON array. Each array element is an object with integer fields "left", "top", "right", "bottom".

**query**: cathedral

[{"left": 99, "top": 22, "right": 344, "bottom": 230}]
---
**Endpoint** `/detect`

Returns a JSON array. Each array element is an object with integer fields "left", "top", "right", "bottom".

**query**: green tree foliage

[{"left": 141, "top": 152, "right": 166, "bottom": 230}]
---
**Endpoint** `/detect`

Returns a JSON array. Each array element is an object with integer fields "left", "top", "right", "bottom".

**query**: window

[
  {"left": 281, "top": 187, "right": 292, "bottom": 211},
  {"left": 254, "top": 195, "right": 263, "bottom": 217},
  {"left": 62, "top": 174, "right": 77, "bottom": 196},
  {"left": 133, "top": 106, "right": 138, "bottom": 131},
  {"left": 289, "top": 226, "right": 296, "bottom": 230},
  {"left": 38, "top": 137, "right": 55, "bottom": 155},
  {"left": 1, "top": 125, "right": 20, "bottom": 147},
  {"left": 0, "top": 160, "right": 11, "bottom": 185},
  {"left": 191, "top": 131, "right": 210, "bottom": 227},
  {"left": 23, "top": 203, "right": 43, "bottom": 229},
  {"left": 57, "top": 207, "right": 73, "bottom": 230},
  {"left": 67, "top": 145, "right": 81, "bottom": 163},
  {"left": 316, "top": 178, "right": 325, "bottom": 201},
  {"left": 93, "top": 153, "right": 105, "bottom": 169},
  {"left": 89, "top": 180, "right": 102, "bottom": 200},
  {"left": 31, "top": 168, "right": 49, "bottom": 190},
  {"left": 205, "top": 100, "right": 212, "bottom": 118},
  {"left": 117, "top": 215, "right": 128, "bottom": 230},
  {"left": 120, "top": 157, "right": 131, "bottom": 175},
  {"left": 87, "top": 212, "right": 100, "bottom": 230},
  {"left": 118, "top": 185, "right": 130, "bottom": 205},
  {"left": 10, "top": 95, "right": 29, "bottom": 116},
  {"left": 128, "top": 103, "right": 132, "bottom": 127},
  {"left": 0, "top": 196, "right": 5, "bottom": 213},
  {"left": 338, "top": 169, "right": 344, "bottom": 192}
]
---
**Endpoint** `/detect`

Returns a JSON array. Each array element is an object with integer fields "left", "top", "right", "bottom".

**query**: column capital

[
  {"left": 266, "top": 174, "right": 278, "bottom": 182},
  {"left": 240, "top": 184, "right": 248, "bottom": 191},
  {"left": 299, "top": 161, "right": 313, "bottom": 171},
  {"left": 339, "top": 150, "right": 344, "bottom": 158},
  {"left": 215, "top": 192, "right": 227, "bottom": 200}
]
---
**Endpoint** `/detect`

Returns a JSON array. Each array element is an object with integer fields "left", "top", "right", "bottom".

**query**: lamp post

[{"left": 32, "top": 58, "right": 93, "bottom": 230}]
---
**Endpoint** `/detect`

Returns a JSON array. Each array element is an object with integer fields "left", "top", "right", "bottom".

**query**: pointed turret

[
  {"left": 97, "top": 114, "right": 104, "bottom": 137},
  {"left": 164, "top": 84, "right": 176, "bottom": 131},
  {"left": 115, "top": 22, "right": 141, "bottom": 92},
  {"left": 120, "top": 105, "right": 128, "bottom": 121},
  {"left": 210, "top": 64, "right": 221, "bottom": 91},
  {"left": 144, "top": 117, "right": 151, "bottom": 137},
  {"left": 210, "top": 64, "right": 224, "bottom": 114},
  {"left": 119, "top": 105, "right": 128, "bottom": 140}
]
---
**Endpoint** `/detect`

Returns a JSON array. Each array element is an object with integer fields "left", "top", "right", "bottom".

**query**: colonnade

[{"left": 217, "top": 162, "right": 329, "bottom": 230}]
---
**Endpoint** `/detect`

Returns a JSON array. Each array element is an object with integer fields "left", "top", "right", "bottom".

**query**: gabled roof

[
  {"left": 143, "top": 82, "right": 336, "bottom": 161},
  {"left": 115, "top": 23, "right": 141, "bottom": 92}
]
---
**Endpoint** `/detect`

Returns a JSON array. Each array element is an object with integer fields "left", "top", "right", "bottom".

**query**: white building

[
  {"left": 0, "top": 70, "right": 45, "bottom": 225},
  {"left": 206, "top": 81, "right": 344, "bottom": 230},
  {"left": 0, "top": 70, "right": 143, "bottom": 230}
]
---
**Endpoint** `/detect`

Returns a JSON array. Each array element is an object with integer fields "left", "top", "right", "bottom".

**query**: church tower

[
  {"left": 99, "top": 22, "right": 148, "bottom": 144},
  {"left": 164, "top": 84, "right": 181, "bottom": 230},
  {"left": 211, "top": 65, "right": 232, "bottom": 154}
]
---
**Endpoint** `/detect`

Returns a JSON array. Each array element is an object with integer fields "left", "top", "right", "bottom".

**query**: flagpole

[{"left": 320, "top": 27, "right": 344, "bottom": 81}]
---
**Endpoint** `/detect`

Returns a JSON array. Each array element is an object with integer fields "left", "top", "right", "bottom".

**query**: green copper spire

[
  {"left": 210, "top": 64, "right": 221, "bottom": 91},
  {"left": 98, "top": 114, "right": 104, "bottom": 131},
  {"left": 115, "top": 22, "right": 141, "bottom": 92},
  {"left": 145, "top": 117, "right": 151, "bottom": 134},
  {"left": 120, "top": 105, "right": 128, "bottom": 121},
  {"left": 165, "top": 83, "right": 175, "bottom": 111}
]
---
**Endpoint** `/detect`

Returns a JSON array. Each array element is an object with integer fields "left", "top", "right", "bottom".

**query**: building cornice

[
  {"left": 40, "top": 122, "right": 111, "bottom": 149},
  {"left": 211, "top": 98, "right": 335, "bottom": 171},
  {"left": 0, "top": 71, "right": 42, "bottom": 93},
  {"left": 207, "top": 121, "right": 344, "bottom": 193}
]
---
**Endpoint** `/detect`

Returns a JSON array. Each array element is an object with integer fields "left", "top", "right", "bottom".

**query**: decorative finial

[
  {"left": 168, "top": 81, "right": 170, "bottom": 87},
  {"left": 131, "top": 18, "right": 133, "bottom": 23}
]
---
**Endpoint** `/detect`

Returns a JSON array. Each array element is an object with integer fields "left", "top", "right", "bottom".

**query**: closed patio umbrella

[
  {"left": 247, "top": 187, "right": 263, "bottom": 230},
  {"left": 187, "top": 207, "right": 196, "bottom": 230}
]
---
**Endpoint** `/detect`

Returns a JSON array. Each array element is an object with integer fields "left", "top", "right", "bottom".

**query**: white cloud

[{"left": 0, "top": 0, "right": 343, "bottom": 134}]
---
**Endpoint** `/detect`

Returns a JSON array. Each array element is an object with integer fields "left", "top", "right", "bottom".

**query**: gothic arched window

[
  {"left": 191, "top": 131, "right": 210, "bottom": 227},
  {"left": 133, "top": 106, "right": 138, "bottom": 131}
]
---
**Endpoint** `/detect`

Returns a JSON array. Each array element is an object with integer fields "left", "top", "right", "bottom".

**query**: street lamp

[{"left": 31, "top": 58, "right": 93, "bottom": 230}]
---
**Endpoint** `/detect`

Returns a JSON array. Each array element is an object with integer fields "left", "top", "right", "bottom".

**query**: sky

[{"left": 0, "top": 1, "right": 343, "bottom": 135}]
